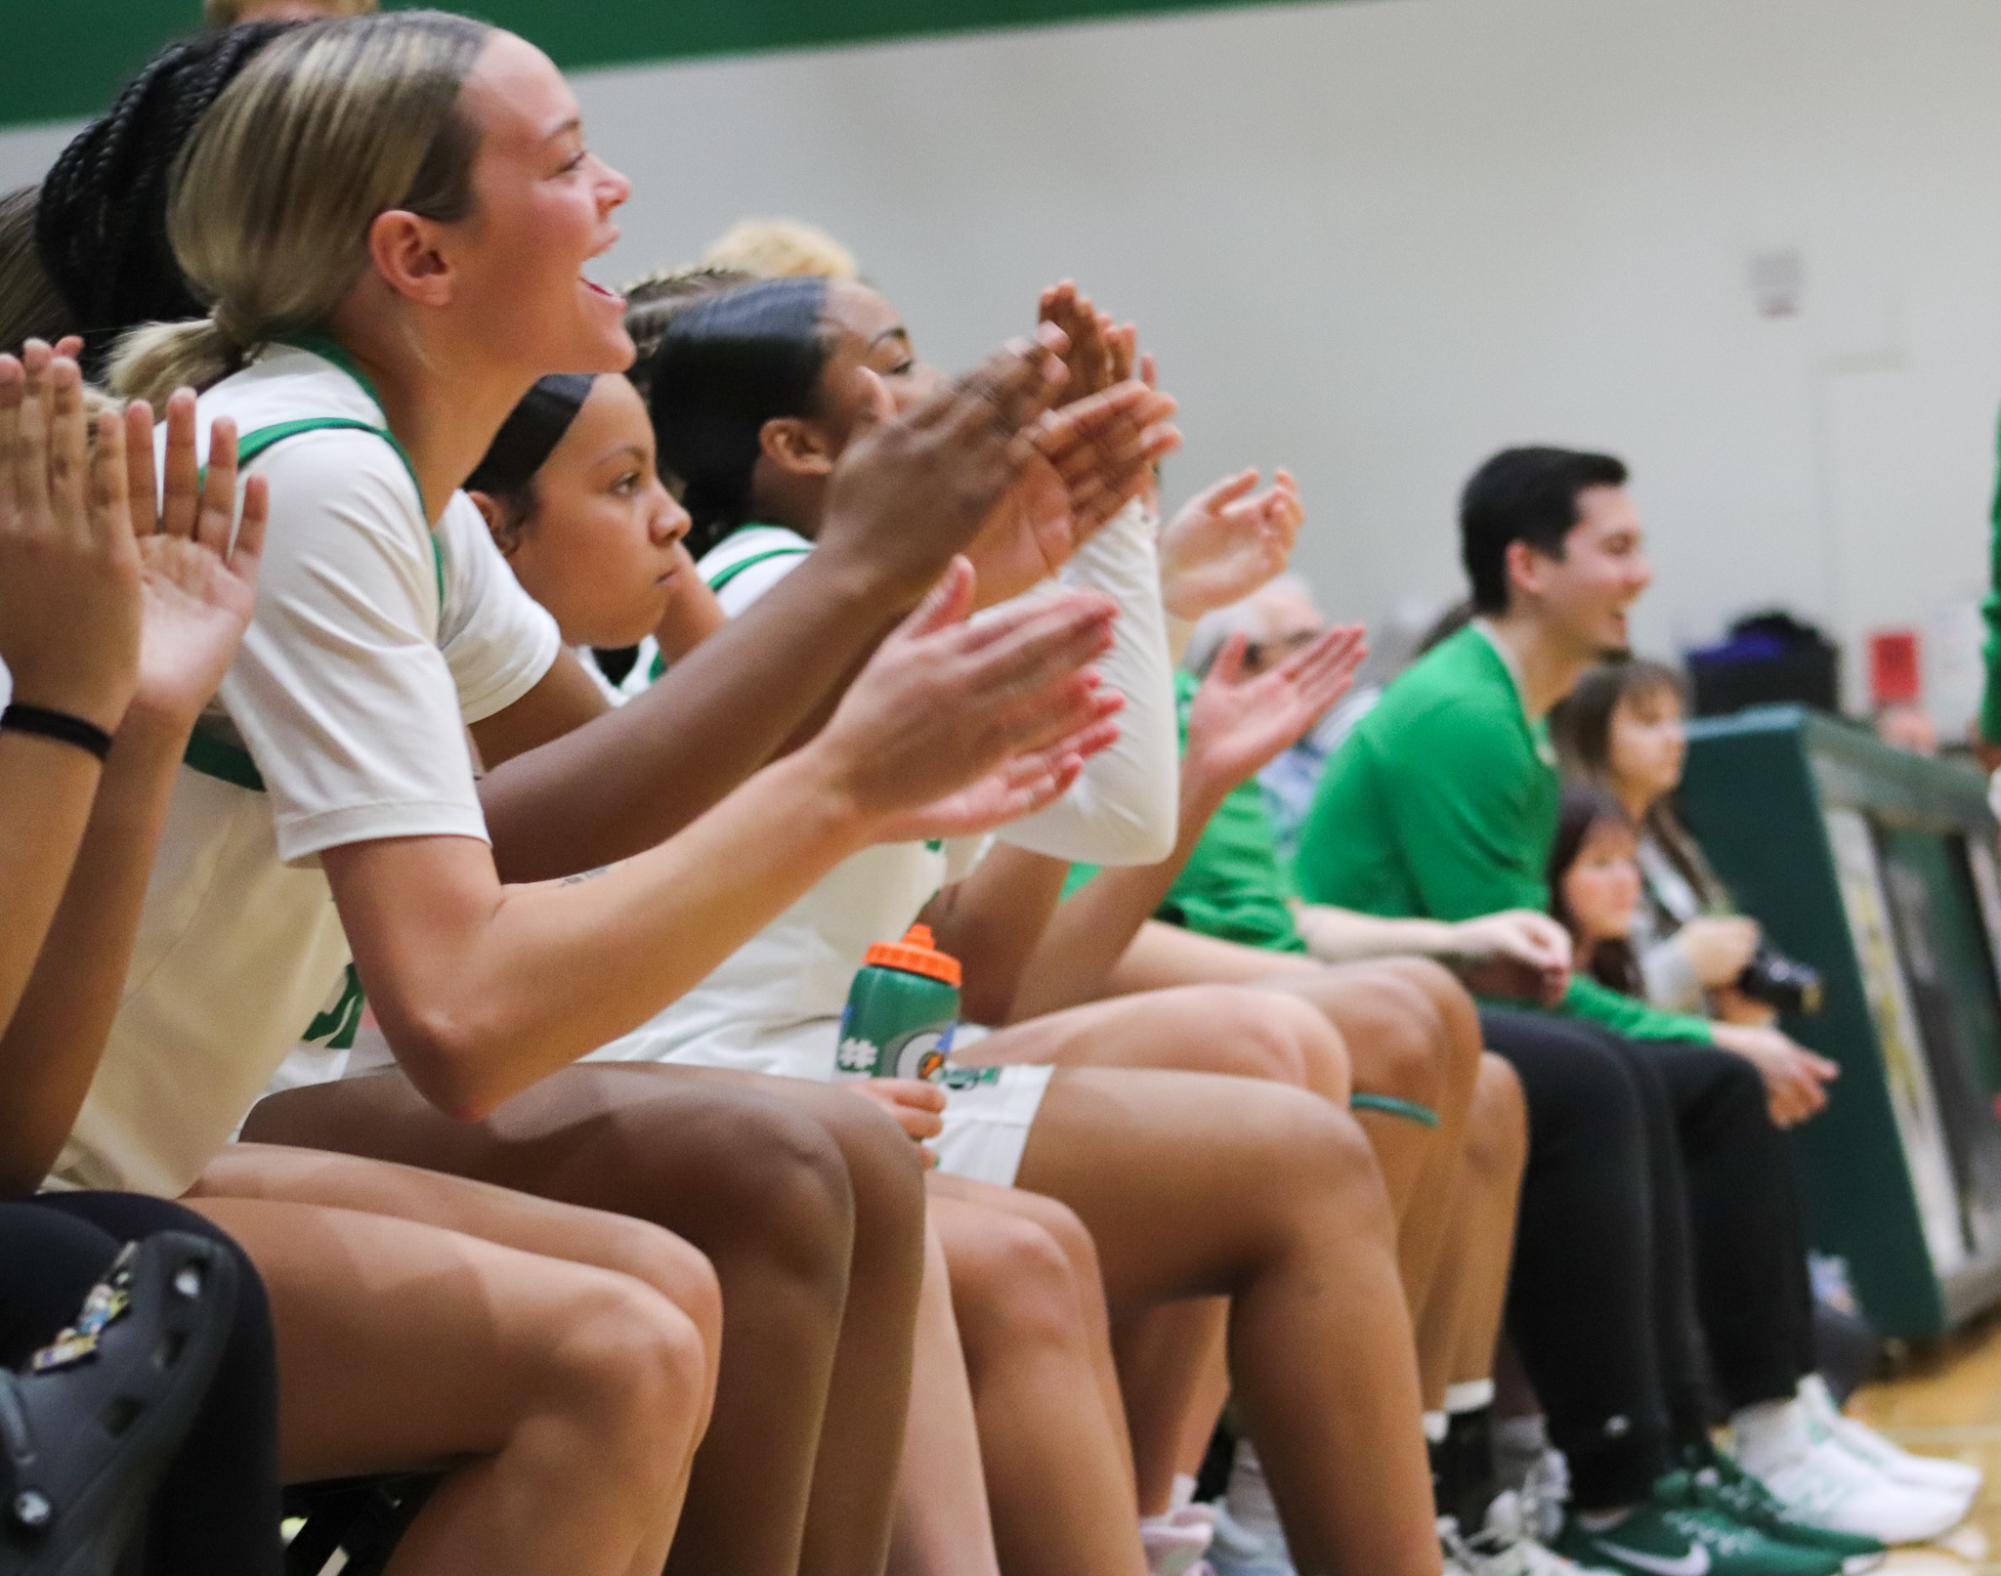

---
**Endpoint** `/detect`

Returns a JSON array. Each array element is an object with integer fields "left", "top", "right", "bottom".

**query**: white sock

[
  {"left": 1425, "top": 1410, "right": 1449, "bottom": 1445},
  {"left": 1732, "top": 1394, "right": 1814, "bottom": 1476},
  {"left": 1170, "top": 1473, "right": 1198, "bottom": 1512},
  {"left": 1495, "top": 1413, "right": 1550, "bottom": 1458},
  {"left": 1447, "top": 1379, "right": 1497, "bottom": 1415}
]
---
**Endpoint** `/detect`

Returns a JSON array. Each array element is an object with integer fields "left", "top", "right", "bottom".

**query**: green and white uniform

[
  {"left": 587, "top": 506, "right": 1179, "bottom": 1186},
  {"left": 50, "top": 342, "right": 560, "bottom": 1195}
]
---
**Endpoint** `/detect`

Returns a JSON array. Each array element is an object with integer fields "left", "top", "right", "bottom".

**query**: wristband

[{"left": 0, "top": 704, "right": 114, "bottom": 762}]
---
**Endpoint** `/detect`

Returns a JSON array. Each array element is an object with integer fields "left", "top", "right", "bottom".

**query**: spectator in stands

[
  {"left": 1555, "top": 659, "right": 1788, "bottom": 1025},
  {"left": 1293, "top": 445, "right": 1973, "bottom": 1560},
  {"left": 702, "top": 215, "right": 862, "bottom": 280},
  {"left": 1547, "top": 784, "right": 1649, "bottom": 997}
]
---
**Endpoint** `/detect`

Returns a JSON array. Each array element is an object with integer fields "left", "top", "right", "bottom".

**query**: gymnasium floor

[{"left": 1847, "top": 1317, "right": 2001, "bottom": 1572}]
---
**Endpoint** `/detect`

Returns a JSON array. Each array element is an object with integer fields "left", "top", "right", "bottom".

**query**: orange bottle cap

[{"left": 862, "top": 923, "right": 962, "bottom": 988}]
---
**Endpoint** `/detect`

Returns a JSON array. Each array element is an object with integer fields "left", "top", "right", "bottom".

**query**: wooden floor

[{"left": 1845, "top": 1316, "right": 2001, "bottom": 1573}]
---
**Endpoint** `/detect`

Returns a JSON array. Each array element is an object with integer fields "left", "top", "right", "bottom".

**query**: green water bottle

[{"left": 836, "top": 924, "right": 962, "bottom": 1081}]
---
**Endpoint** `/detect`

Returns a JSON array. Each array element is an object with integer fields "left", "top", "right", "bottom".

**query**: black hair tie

[{"left": 1, "top": 704, "right": 115, "bottom": 762}]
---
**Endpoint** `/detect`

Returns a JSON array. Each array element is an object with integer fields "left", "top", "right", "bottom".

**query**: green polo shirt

[{"left": 1291, "top": 625, "right": 1712, "bottom": 1043}]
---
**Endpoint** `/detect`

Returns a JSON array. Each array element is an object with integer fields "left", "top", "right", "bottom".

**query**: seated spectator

[
  {"left": 1554, "top": 659, "right": 1784, "bottom": 1023},
  {"left": 1187, "top": 569, "right": 1369, "bottom": 856},
  {"left": 1293, "top": 444, "right": 1974, "bottom": 1559},
  {"left": 1547, "top": 783, "right": 1650, "bottom": 997}
]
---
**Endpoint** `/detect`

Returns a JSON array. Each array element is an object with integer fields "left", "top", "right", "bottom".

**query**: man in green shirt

[{"left": 1292, "top": 449, "right": 1834, "bottom": 1099}]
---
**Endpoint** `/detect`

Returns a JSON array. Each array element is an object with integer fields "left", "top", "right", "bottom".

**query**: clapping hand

[
  {"left": 122, "top": 387, "right": 267, "bottom": 728},
  {"left": 1160, "top": 467, "right": 1305, "bottom": 622},
  {"left": 814, "top": 557, "right": 1127, "bottom": 843},
  {"left": 1182, "top": 625, "right": 1367, "bottom": 803},
  {"left": 0, "top": 344, "right": 143, "bottom": 735},
  {"left": 956, "top": 285, "right": 1179, "bottom": 606}
]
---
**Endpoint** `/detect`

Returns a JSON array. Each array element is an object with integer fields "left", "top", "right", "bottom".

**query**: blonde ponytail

[
  {"left": 107, "top": 10, "right": 489, "bottom": 405},
  {"left": 109, "top": 318, "right": 244, "bottom": 410}
]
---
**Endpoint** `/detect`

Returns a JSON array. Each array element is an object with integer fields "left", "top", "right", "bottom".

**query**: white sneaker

[
  {"left": 1799, "top": 1376, "right": 1982, "bottom": 1505},
  {"left": 1441, "top": 1505, "right": 1616, "bottom": 1575},
  {"left": 1754, "top": 1431, "right": 1967, "bottom": 1545},
  {"left": 1144, "top": 1502, "right": 1218, "bottom": 1576},
  {"left": 1206, "top": 1504, "right": 1297, "bottom": 1576},
  {"left": 1518, "top": 1446, "right": 1574, "bottom": 1544}
]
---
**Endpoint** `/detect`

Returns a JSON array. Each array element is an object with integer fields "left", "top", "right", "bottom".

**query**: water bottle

[{"left": 836, "top": 924, "right": 962, "bottom": 1081}]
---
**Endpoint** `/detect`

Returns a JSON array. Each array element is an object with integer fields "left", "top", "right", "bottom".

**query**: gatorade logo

[{"left": 893, "top": 1027, "right": 955, "bottom": 1081}]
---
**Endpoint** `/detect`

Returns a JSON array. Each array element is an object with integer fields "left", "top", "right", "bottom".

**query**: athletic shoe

[
  {"left": 1, "top": 1234, "right": 241, "bottom": 1576},
  {"left": 1679, "top": 1455, "right": 1884, "bottom": 1573},
  {"left": 1205, "top": 1504, "right": 1296, "bottom": 1576},
  {"left": 1144, "top": 1502, "right": 1218, "bottom": 1576},
  {"left": 1797, "top": 1376, "right": 1982, "bottom": 1504},
  {"left": 1445, "top": 1496, "right": 1620, "bottom": 1574},
  {"left": 1750, "top": 1428, "right": 1966, "bottom": 1545},
  {"left": 1554, "top": 1474, "right": 1844, "bottom": 1576}
]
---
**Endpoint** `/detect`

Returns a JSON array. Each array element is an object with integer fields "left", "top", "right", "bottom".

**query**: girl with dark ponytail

[{"left": 11, "top": 22, "right": 297, "bottom": 368}]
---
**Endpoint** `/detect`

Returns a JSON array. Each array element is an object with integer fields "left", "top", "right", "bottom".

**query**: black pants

[
  {"left": 1600, "top": 1032, "right": 1816, "bottom": 1411},
  {"left": 1479, "top": 1010, "right": 1813, "bottom": 1509},
  {"left": 0, "top": 1193, "right": 282, "bottom": 1576}
]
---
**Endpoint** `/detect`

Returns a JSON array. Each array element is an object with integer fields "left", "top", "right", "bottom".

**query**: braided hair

[{"left": 32, "top": 20, "right": 295, "bottom": 373}]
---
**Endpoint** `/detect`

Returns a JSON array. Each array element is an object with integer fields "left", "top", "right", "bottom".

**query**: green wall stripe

[{"left": 1, "top": 0, "right": 1334, "bottom": 134}]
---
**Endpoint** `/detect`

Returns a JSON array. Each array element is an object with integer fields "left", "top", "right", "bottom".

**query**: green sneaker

[
  {"left": 1686, "top": 1451, "right": 1885, "bottom": 1573},
  {"left": 1554, "top": 1474, "right": 1846, "bottom": 1576}
]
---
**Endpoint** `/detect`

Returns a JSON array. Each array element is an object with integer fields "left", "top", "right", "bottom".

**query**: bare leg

[
  {"left": 243, "top": 1062, "right": 926, "bottom": 1576},
  {"left": 193, "top": 1142, "right": 725, "bottom": 1568},
  {"left": 184, "top": 1194, "right": 707, "bottom": 1576},
  {"left": 973, "top": 1046, "right": 1437, "bottom": 1574},
  {"left": 1446, "top": 1057, "right": 1527, "bottom": 1389},
  {"left": 932, "top": 1172, "right": 1134, "bottom": 1484},
  {"left": 931, "top": 1180, "right": 1148, "bottom": 1576},
  {"left": 1115, "top": 1298, "right": 1229, "bottom": 1514},
  {"left": 890, "top": 1214, "right": 1002, "bottom": 1576},
  {"left": 968, "top": 984, "right": 1366, "bottom": 1524},
  {"left": 1099, "top": 925, "right": 1483, "bottom": 1329}
]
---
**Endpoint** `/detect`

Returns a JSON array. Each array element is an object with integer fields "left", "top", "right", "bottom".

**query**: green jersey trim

[
  {"left": 706, "top": 544, "right": 812, "bottom": 594},
  {"left": 179, "top": 344, "right": 447, "bottom": 794}
]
